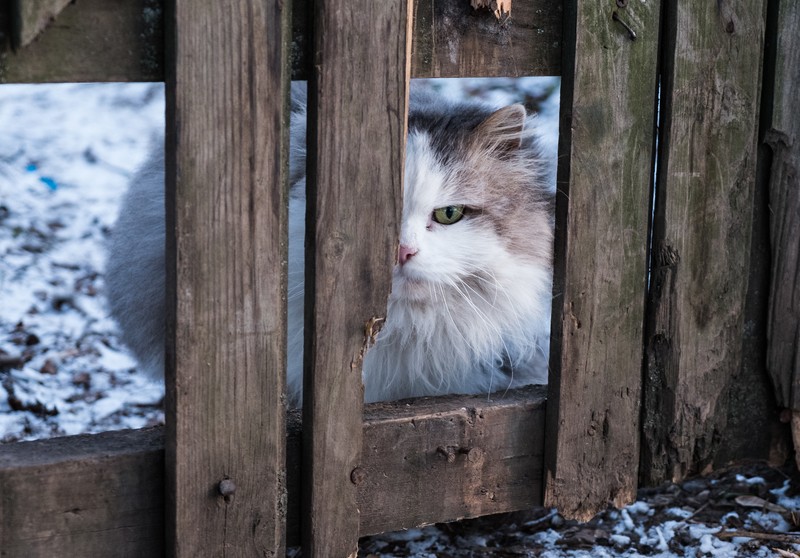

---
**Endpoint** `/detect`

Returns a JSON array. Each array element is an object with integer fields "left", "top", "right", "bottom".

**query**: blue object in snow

[
  {"left": 24, "top": 163, "right": 58, "bottom": 190},
  {"left": 39, "top": 177, "right": 58, "bottom": 190}
]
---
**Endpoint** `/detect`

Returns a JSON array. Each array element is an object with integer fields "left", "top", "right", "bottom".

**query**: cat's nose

[{"left": 398, "top": 244, "right": 418, "bottom": 265}]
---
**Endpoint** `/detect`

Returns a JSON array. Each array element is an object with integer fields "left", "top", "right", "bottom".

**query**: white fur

[
  {"left": 283, "top": 130, "right": 551, "bottom": 405},
  {"left": 362, "top": 132, "right": 550, "bottom": 402}
]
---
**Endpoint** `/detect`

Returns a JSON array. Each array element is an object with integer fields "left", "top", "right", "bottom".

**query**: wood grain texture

[
  {"left": 544, "top": 0, "right": 660, "bottom": 521},
  {"left": 640, "top": 1, "right": 767, "bottom": 486},
  {"left": 1, "top": 0, "right": 560, "bottom": 83},
  {"left": 0, "top": 428, "right": 165, "bottom": 558},
  {"left": 411, "top": 0, "right": 560, "bottom": 78},
  {"left": 357, "top": 387, "right": 546, "bottom": 537},
  {"left": 301, "top": 0, "right": 411, "bottom": 554},
  {"left": 0, "top": 389, "right": 545, "bottom": 553},
  {"left": 766, "top": 1, "right": 800, "bottom": 411},
  {"left": 164, "top": 0, "right": 290, "bottom": 555},
  {"left": 0, "top": 0, "right": 163, "bottom": 83}
]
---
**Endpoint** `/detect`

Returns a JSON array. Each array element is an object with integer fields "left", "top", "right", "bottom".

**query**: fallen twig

[{"left": 716, "top": 529, "right": 800, "bottom": 545}]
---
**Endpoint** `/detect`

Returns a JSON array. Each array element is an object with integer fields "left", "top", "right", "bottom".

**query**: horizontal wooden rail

[
  {"left": 0, "top": 386, "right": 545, "bottom": 555},
  {"left": 0, "top": 0, "right": 561, "bottom": 83}
]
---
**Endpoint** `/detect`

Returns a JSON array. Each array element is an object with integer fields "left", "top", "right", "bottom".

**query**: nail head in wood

[
  {"left": 218, "top": 478, "right": 236, "bottom": 497},
  {"left": 350, "top": 467, "right": 367, "bottom": 486}
]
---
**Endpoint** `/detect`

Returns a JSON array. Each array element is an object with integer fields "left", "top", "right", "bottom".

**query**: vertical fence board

[
  {"left": 301, "top": 0, "right": 412, "bottom": 554},
  {"left": 766, "top": 0, "right": 800, "bottom": 405},
  {"left": 641, "top": 1, "right": 767, "bottom": 485},
  {"left": 165, "top": 0, "right": 290, "bottom": 555},
  {"left": 544, "top": 0, "right": 660, "bottom": 521},
  {"left": 765, "top": 0, "right": 800, "bottom": 460}
]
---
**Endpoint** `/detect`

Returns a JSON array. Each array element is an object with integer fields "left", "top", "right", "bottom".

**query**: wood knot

[{"left": 467, "top": 447, "right": 484, "bottom": 463}]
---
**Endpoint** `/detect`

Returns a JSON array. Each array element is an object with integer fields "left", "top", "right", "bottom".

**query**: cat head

[{"left": 393, "top": 99, "right": 554, "bottom": 303}]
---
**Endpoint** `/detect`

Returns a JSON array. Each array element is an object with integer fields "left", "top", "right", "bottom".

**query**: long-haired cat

[{"left": 106, "top": 83, "right": 554, "bottom": 407}]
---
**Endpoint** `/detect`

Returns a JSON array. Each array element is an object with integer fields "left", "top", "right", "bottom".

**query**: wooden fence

[{"left": 0, "top": 0, "right": 797, "bottom": 556}]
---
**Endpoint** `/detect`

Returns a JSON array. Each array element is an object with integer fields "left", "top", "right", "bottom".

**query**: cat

[{"left": 105, "top": 83, "right": 554, "bottom": 407}]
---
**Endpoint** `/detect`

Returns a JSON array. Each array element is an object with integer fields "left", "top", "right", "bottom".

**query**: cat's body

[{"left": 106, "top": 84, "right": 554, "bottom": 407}]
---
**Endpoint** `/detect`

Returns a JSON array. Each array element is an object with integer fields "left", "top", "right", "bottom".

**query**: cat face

[
  {"left": 393, "top": 104, "right": 552, "bottom": 306},
  {"left": 394, "top": 131, "right": 499, "bottom": 300}
]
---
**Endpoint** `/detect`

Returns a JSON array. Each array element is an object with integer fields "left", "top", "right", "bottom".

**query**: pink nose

[{"left": 398, "top": 244, "right": 417, "bottom": 265}]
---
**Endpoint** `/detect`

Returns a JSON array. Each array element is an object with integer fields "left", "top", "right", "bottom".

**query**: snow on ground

[
  {"left": 0, "top": 83, "right": 165, "bottom": 440},
  {"left": 2, "top": 80, "right": 799, "bottom": 557}
]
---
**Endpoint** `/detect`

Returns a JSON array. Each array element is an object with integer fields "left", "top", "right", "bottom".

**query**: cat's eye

[{"left": 432, "top": 205, "right": 466, "bottom": 225}]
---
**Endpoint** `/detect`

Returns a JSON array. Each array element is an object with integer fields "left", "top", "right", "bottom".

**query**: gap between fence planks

[
  {"left": 0, "top": 0, "right": 560, "bottom": 83},
  {"left": 0, "top": 387, "right": 546, "bottom": 556},
  {"left": 544, "top": 0, "right": 660, "bottom": 522},
  {"left": 763, "top": 1, "right": 800, "bottom": 467},
  {"left": 164, "top": 0, "right": 291, "bottom": 555},
  {"left": 641, "top": 1, "right": 768, "bottom": 485},
  {"left": 301, "top": 0, "right": 412, "bottom": 554},
  {"left": 766, "top": 3, "right": 800, "bottom": 405}
]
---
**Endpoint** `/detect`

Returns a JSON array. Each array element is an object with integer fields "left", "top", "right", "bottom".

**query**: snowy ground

[
  {"left": 1, "top": 80, "right": 799, "bottom": 557},
  {"left": 0, "top": 82, "right": 165, "bottom": 440}
]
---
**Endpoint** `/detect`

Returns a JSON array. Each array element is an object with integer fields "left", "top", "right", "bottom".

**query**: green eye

[{"left": 432, "top": 205, "right": 466, "bottom": 225}]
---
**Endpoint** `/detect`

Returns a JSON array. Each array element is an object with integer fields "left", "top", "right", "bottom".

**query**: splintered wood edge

[
  {"left": 470, "top": 0, "right": 511, "bottom": 19},
  {"left": 0, "top": 386, "right": 546, "bottom": 551}
]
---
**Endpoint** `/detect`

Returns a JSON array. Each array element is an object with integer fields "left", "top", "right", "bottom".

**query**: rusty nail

[
  {"left": 612, "top": 11, "right": 637, "bottom": 41},
  {"left": 350, "top": 467, "right": 367, "bottom": 485},
  {"left": 218, "top": 478, "right": 236, "bottom": 497},
  {"left": 437, "top": 446, "right": 457, "bottom": 463}
]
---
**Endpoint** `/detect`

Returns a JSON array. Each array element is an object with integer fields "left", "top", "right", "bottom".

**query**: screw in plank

[
  {"left": 350, "top": 467, "right": 367, "bottom": 485},
  {"left": 612, "top": 11, "right": 637, "bottom": 41},
  {"left": 218, "top": 478, "right": 237, "bottom": 499}
]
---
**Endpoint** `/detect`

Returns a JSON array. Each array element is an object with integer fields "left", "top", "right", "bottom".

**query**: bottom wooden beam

[
  {"left": 0, "top": 386, "right": 546, "bottom": 554},
  {"left": 0, "top": 427, "right": 165, "bottom": 558}
]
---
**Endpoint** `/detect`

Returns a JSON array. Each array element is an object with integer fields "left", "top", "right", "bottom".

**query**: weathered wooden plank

[
  {"left": 10, "top": 0, "right": 74, "bottom": 48},
  {"left": 544, "top": 1, "right": 660, "bottom": 521},
  {"left": 0, "top": 388, "right": 546, "bottom": 552},
  {"left": 164, "top": 0, "right": 290, "bottom": 555},
  {"left": 301, "top": 0, "right": 412, "bottom": 554},
  {"left": 0, "top": 428, "right": 165, "bottom": 558},
  {"left": 764, "top": 0, "right": 800, "bottom": 466},
  {"left": 410, "top": 0, "right": 561, "bottom": 78},
  {"left": 766, "top": 2, "right": 800, "bottom": 409},
  {"left": 640, "top": 1, "right": 767, "bottom": 486},
  {"left": 0, "top": 0, "right": 163, "bottom": 83},
  {"left": 358, "top": 387, "right": 546, "bottom": 536},
  {"left": 716, "top": 0, "right": 788, "bottom": 468},
  {"left": 0, "top": 0, "right": 560, "bottom": 83}
]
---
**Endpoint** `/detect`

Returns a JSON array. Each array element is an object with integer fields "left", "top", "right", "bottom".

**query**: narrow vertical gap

[
  {"left": 638, "top": 0, "right": 676, "bottom": 487},
  {"left": 162, "top": 0, "right": 179, "bottom": 553},
  {"left": 299, "top": 0, "right": 318, "bottom": 552},
  {"left": 543, "top": 0, "right": 578, "bottom": 499},
  {"left": 718, "top": 0, "right": 788, "bottom": 464}
]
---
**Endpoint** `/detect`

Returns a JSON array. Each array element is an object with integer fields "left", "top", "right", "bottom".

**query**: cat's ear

[{"left": 472, "top": 104, "right": 528, "bottom": 155}]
